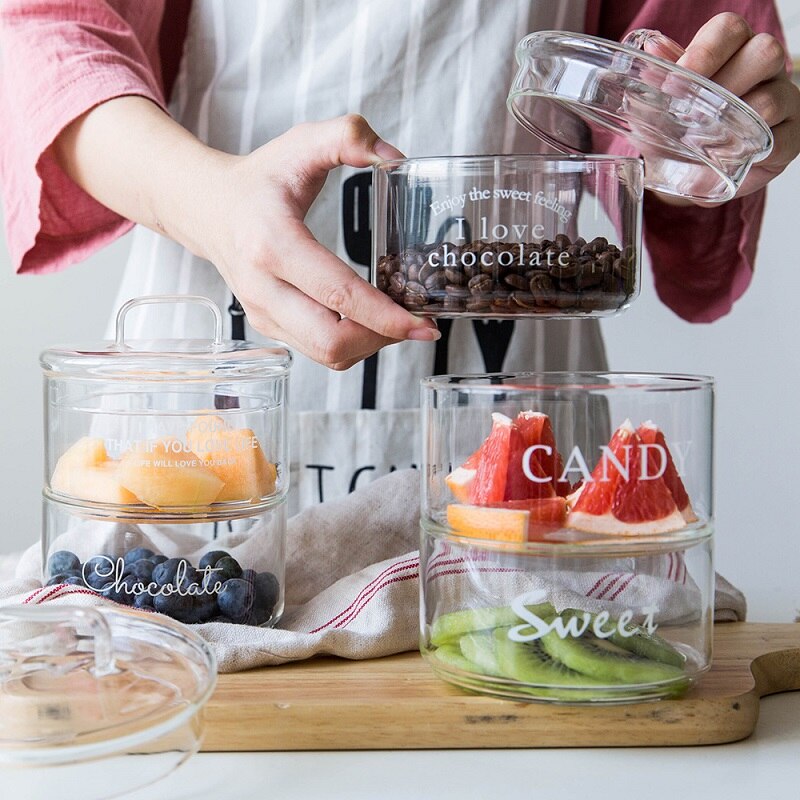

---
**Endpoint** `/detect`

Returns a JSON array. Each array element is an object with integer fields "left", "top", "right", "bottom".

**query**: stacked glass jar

[
  {"left": 371, "top": 28, "right": 772, "bottom": 702},
  {"left": 40, "top": 296, "right": 291, "bottom": 627}
]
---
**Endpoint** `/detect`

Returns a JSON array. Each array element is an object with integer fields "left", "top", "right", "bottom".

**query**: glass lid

[
  {"left": 0, "top": 606, "right": 216, "bottom": 765},
  {"left": 41, "top": 296, "right": 292, "bottom": 379},
  {"left": 508, "top": 29, "right": 773, "bottom": 203}
]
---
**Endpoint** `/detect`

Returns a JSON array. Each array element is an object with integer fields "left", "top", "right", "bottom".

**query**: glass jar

[
  {"left": 0, "top": 606, "right": 216, "bottom": 800},
  {"left": 373, "top": 155, "right": 642, "bottom": 318},
  {"left": 420, "top": 373, "right": 714, "bottom": 702},
  {"left": 40, "top": 296, "right": 291, "bottom": 627},
  {"left": 372, "top": 28, "right": 773, "bottom": 319}
]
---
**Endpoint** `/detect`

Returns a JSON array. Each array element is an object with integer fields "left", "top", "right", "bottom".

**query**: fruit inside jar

[{"left": 444, "top": 412, "right": 699, "bottom": 544}]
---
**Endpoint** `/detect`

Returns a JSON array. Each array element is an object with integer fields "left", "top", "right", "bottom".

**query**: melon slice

[
  {"left": 117, "top": 437, "right": 224, "bottom": 508},
  {"left": 567, "top": 420, "right": 686, "bottom": 536},
  {"left": 186, "top": 416, "right": 277, "bottom": 502},
  {"left": 52, "top": 460, "right": 140, "bottom": 505},
  {"left": 52, "top": 437, "right": 108, "bottom": 475},
  {"left": 637, "top": 421, "right": 698, "bottom": 523}
]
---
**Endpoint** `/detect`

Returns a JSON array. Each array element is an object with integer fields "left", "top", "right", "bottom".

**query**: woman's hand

[
  {"left": 203, "top": 114, "right": 440, "bottom": 369},
  {"left": 677, "top": 12, "right": 800, "bottom": 198},
  {"left": 55, "top": 101, "right": 439, "bottom": 369}
]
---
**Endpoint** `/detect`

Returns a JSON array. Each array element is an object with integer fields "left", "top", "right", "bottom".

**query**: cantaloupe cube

[
  {"left": 117, "top": 438, "right": 224, "bottom": 508},
  {"left": 51, "top": 461, "right": 140, "bottom": 505},
  {"left": 187, "top": 416, "right": 277, "bottom": 502},
  {"left": 53, "top": 437, "right": 109, "bottom": 473}
]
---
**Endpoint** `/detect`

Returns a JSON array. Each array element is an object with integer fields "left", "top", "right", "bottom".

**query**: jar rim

[
  {"left": 374, "top": 153, "right": 644, "bottom": 169},
  {"left": 421, "top": 371, "right": 714, "bottom": 392}
]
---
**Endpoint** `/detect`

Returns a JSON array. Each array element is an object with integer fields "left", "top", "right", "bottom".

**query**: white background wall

[{"left": 0, "top": 3, "right": 798, "bottom": 622}]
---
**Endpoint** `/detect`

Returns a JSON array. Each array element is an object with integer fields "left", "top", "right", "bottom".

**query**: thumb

[{"left": 278, "top": 114, "right": 404, "bottom": 177}]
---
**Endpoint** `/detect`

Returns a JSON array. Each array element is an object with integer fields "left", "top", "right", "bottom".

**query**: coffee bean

[
  {"left": 379, "top": 235, "right": 632, "bottom": 315},
  {"left": 504, "top": 274, "right": 528, "bottom": 291}
]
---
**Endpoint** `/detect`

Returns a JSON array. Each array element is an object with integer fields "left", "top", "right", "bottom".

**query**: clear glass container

[
  {"left": 420, "top": 373, "right": 714, "bottom": 703},
  {"left": 41, "top": 296, "right": 291, "bottom": 626},
  {"left": 508, "top": 30, "right": 773, "bottom": 203},
  {"left": 0, "top": 606, "right": 216, "bottom": 800},
  {"left": 373, "top": 155, "right": 642, "bottom": 318}
]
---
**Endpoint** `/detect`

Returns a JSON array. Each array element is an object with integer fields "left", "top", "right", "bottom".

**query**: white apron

[{"left": 109, "top": 0, "right": 608, "bottom": 514}]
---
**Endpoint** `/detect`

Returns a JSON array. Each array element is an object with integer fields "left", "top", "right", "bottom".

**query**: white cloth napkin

[{"left": 0, "top": 470, "right": 744, "bottom": 672}]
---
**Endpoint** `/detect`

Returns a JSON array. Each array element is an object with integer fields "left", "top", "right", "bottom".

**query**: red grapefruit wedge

[
  {"left": 514, "top": 411, "right": 572, "bottom": 497},
  {"left": 637, "top": 421, "right": 698, "bottom": 523},
  {"left": 567, "top": 420, "right": 686, "bottom": 535}
]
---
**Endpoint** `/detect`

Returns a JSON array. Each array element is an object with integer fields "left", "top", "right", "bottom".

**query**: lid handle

[
  {"left": 115, "top": 295, "right": 225, "bottom": 348},
  {"left": 0, "top": 606, "right": 117, "bottom": 677},
  {"left": 622, "top": 28, "right": 685, "bottom": 62}
]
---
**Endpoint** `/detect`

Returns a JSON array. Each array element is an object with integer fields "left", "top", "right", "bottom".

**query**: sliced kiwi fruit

[
  {"left": 560, "top": 608, "right": 686, "bottom": 668},
  {"left": 540, "top": 629, "right": 686, "bottom": 684},
  {"left": 493, "top": 627, "right": 608, "bottom": 688},
  {"left": 430, "top": 643, "right": 476, "bottom": 673},
  {"left": 429, "top": 602, "right": 556, "bottom": 647},
  {"left": 458, "top": 631, "right": 504, "bottom": 677}
]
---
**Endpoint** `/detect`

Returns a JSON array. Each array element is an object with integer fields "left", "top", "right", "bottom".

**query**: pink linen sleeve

[
  {"left": 586, "top": 0, "right": 787, "bottom": 322},
  {"left": 0, "top": 0, "right": 167, "bottom": 275}
]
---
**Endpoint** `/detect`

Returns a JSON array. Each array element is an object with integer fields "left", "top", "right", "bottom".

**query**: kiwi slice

[
  {"left": 540, "top": 629, "right": 686, "bottom": 684},
  {"left": 560, "top": 609, "right": 686, "bottom": 668},
  {"left": 493, "top": 627, "right": 608, "bottom": 688},
  {"left": 430, "top": 643, "right": 476, "bottom": 673},
  {"left": 430, "top": 602, "right": 556, "bottom": 647},
  {"left": 458, "top": 631, "right": 504, "bottom": 677}
]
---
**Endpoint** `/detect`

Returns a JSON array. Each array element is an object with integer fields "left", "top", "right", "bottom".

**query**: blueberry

[
  {"left": 150, "top": 554, "right": 168, "bottom": 566},
  {"left": 152, "top": 558, "right": 190, "bottom": 587},
  {"left": 193, "top": 591, "right": 218, "bottom": 623},
  {"left": 241, "top": 569, "right": 257, "bottom": 584},
  {"left": 102, "top": 576, "right": 137, "bottom": 606},
  {"left": 217, "top": 578, "right": 254, "bottom": 622},
  {"left": 123, "top": 547, "right": 154, "bottom": 566},
  {"left": 198, "top": 550, "right": 230, "bottom": 571},
  {"left": 84, "top": 555, "right": 118, "bottom": 589},
  {"left": 124, "top": 559, "right": 155, "bottom": 583},
  {"left": 213, "top": 556, "right": 242, "bottom": 582},
  {"left": 251, "top": 572, "right": 280, "bottom": 625},
  {"left": 154, "top": 591, "right": 197, "bottom": 623},
  {"left": 46, "top": 573, "right": 74, "bottom": 586},
  {"left": 46, "top": 550, "right": 80, "bottom": 578},
  {"left": 133, "top": 592, "right": 155, "bottom": 610},
  {"left": 63, "top": 576, "right": 85, "bottom": 586}
]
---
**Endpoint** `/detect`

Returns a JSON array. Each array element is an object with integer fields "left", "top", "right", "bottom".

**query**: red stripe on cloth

[
  {"left": 595, "top": 574, "right": 623, "bottom": 599},
  {"left": 22, "top": 586, "right": 46, "bottom": 604},
  {"left": 308, "top": 570, "right": 419, "bottom": 634},
  {"left": 332, "top": 571, "right": 420, "bottom": 631},
  {"left": 586, "top": 573, "right": 612, "bottom": 598},
  {"left": 308, "top": 559, "right": 419, "bottom": 634},
  {"left": 426, "top": 566, "right": 521, "bottom": 582},
  {"left": 608, "top": 574, "right": 635, "bottom": 601}
]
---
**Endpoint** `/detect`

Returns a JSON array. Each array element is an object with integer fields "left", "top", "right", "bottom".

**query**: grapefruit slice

[
  {"left": 567, "top": 420, "right": 686, "bottom": 535},
  {"left": 447, "top": 497, "right": 567, "bottom": 543},
  {"left": 514, "top": 411, "right": 572, "bottom": 497},
  {"left": 637, "top": 421, "right": 698, "bottom": 523},
  {"left": 468, "top": 413, "right": 556, "bottom": 504}
]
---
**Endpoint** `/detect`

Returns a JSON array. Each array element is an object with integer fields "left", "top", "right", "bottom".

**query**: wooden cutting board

[{"left": 202, "top": 622, "right": 800, "bottom": 750}]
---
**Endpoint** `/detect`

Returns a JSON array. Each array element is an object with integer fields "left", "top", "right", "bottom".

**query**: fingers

[
  {"left": 707, "top": 33, "right": 787, "bottom": 97},
  {"left": 246, "top": 273, "right": 400, "bottom": 368},
  {"left": 678, "top": 12, "right": 754, "bottom": 77},
  {"left": 269, "top": 218, "right": 440, "bottom": 342},
  {"left": 743, "top": 77, "right": 800, "bottom": 127}
]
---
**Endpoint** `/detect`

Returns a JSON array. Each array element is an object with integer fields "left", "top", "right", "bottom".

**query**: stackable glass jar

[
  {"left": 0, "top": 606, "right": 215, "bottom": 800},
  {"left": 373, "top": 155, "right": 642, "bottom": 318},
  {"left": 372, "top": 28, "right": 772, "bottom": 319},
  {"left": 40, "top": 296, "right": 291, "bottom": 627},
  {"left": 420, "top": 373, "right": 714, "bottom": 703}
]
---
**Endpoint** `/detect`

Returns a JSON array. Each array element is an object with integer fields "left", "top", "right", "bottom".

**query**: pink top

[{"left": 0, "top": 0, "right": 787, "bottom": 322}]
